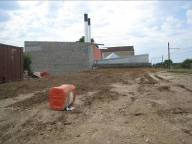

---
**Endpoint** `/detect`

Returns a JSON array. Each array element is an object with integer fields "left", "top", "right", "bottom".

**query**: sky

[{"left": 0, "top": 1, "right": 192, "bottom": 63}]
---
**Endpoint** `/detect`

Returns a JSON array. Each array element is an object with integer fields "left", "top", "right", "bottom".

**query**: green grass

[{"left": 167, "top": 69, "right": 192, "bottom": 74}]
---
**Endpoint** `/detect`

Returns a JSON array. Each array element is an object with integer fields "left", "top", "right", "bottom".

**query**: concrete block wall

[
  {"left": 25, "top": 41, "right": 93, "bottom": 75},
  {"left": 97, "top": 54, "right": 149, "bottom": 64}
]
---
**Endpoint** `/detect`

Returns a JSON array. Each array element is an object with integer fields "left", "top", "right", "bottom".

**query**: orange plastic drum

[{"left": 49, "top": 84, "right": 76, "bottom": 110}]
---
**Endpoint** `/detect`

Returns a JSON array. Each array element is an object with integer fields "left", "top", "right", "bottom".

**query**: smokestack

[
  {"left": 84, "top": 13, "right": 88, "bottom": 42},
  {"left": 88, "top": 18, "right": 91, "bottom": 42}
]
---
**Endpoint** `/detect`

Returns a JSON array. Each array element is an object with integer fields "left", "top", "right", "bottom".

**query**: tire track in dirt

[
  {"left": 0, "top": 90, "right": 47, "bottom": 109},
  {"left": 175, "top": 84, "right": 192, "bottom": 93},
  {"left": 2, "top": 69, "right": 192, "bottom": 144},
  {"left": 7, "top": 90, "right": 48, "bottom": 110},
  {"left": 146, "top": 73, "right": 192, "bottom": 144}
]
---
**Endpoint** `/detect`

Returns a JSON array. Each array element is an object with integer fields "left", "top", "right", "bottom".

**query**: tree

[
  {"left": 78, "top": 36, "right": 85, "bottom": 42},
  {"left": 24, "top": 53, "right": 32, "bottom": 75},
  {"left": 181, "top": 59, "right": 192, "bottom": 69},
  {"left": 77, "top": 36, "right": 95, "bottom": 43},
  {"left": 163, "top": 59, "right": 173, "bottom": 68},
  {"left": 91, "top": 38, "right": 95, "bottom": 43},
  {"left": 153, "top": 62, "right": 164, "bottom": 68}
]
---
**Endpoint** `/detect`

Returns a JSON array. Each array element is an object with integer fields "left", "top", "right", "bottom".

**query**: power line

[
  {"left": 168, "top": 42, "right": 180, "bottom": 68},
  {"left": 171, "top": 50, "right": 192, "bottom": 55},
  {"left": 171, "top": 51, "right": 192, "bottom": 57},
  {"left": 173, "top": 55, "right": 192, "bottom": 58}
]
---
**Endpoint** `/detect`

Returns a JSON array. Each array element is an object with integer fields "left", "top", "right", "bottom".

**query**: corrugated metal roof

[
  {"left": 104, "top": 53, "right": 120, "bottom": 59},
  {"left": 0, "top": 43, "right": 22, "bottom": 48}
]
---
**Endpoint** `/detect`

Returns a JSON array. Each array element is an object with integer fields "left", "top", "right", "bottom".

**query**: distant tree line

[{"left": 153, "top": 59, "right": 192, "bottom": 69}]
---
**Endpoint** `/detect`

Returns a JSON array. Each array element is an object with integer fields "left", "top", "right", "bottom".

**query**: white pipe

[
  {"left": 88, "top": 18, "right": 91, "bottom": 42},
  {"left": 84, "top": 22, "right": 88, "bottom": 42},
  {"left": 84, "top": 14, "right": 88, "bottom": 42},
  {"left": 88, "top": 25, "right": 91, "bottom": 42}
]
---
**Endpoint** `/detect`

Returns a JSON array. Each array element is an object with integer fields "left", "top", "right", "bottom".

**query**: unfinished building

[
  {"left": 96, "top": 46, "right": 150, "bottom": 68},
  {"left": 25, "top": 41, "right": 101, "bottom": 75}
]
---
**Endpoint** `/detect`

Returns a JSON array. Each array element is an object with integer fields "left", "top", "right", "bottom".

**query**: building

[
  {"left": 25, "top": 41, "right": 102, "bottom": 75},
  {"left": 101, "top": 46, "right": 134, "bottom": 59},
  {"left": 93, "top": 44, "right": 102, "bottom": 61},
  {"left": 0, "top": 43, "right": 23, "bottom": 83},
  {"left": 95, "top": 45, "right": 150, "bottom": 68}
]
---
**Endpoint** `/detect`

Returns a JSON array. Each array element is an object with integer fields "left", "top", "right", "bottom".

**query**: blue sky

[{"left": 0, "top": 1, "right": 192, "bottom": 63}]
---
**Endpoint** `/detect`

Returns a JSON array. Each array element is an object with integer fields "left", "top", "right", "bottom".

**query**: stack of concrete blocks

[{"left": 25, "top": 41, "right": 94, "bottom": 75}]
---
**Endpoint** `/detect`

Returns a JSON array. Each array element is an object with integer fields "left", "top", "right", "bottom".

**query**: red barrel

[{"left": 49, "top": 84, "right": 76, "bottom": 110}]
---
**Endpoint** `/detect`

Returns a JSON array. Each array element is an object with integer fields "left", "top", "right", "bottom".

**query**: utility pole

[
  {"left": 168, "top": 42, "right": 170, "bottom": 61},
  {"left": 168, "top": 42, "right": 170, "bottom": 69},
  {"left": 167, "top": 42, "right": 180, "bottom": 69},
  {"left": 162, "top": 55, "right": 164, "bottom": 63}
]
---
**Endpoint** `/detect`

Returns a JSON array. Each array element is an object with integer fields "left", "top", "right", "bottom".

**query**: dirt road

[{"left": 0, "top": 68, "right": 192, "bottom": 144}]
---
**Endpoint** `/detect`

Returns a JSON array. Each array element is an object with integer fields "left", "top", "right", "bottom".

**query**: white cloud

[
  {"left": 0, "top": 1, "right": 192, "bottom": 62},
  {"left": 0, "top": 1, "right": 158, "bottom": 46},
  {"left": 187, "top": 9, "right": 192, "bottom": 24},
  {"left": 161, "top": 17, "right": 183, "bottom": 31}
]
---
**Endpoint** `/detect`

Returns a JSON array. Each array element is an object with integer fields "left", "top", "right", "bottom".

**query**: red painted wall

[{"left": 93, "top": 45, "right": 102, "bottom": 60}]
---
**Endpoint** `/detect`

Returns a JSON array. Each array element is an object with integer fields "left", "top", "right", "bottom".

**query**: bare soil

[{"left": 0, "top": 68, "right": 192, "bottom": 144}]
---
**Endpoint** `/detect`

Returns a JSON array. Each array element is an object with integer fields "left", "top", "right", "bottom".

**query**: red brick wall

[{"left": 93, "top": 45, "right": 102, "bottom": 60}]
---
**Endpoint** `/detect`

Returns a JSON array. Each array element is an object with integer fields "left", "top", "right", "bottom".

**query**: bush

[
  {"left": 163, "top": 59, "right": 173, "bottom": 68},
  {"left": 24, "top": 53, "right": 32, "bottom": 75},
  {"left": 153, "top": 62, "right": 164, "bottom": 68},
  {"left": 77, "top": 36, "right": 95, "bottom": 43},
  {"left": 181, "top": 59, "right": 192, "bottom": 69}
]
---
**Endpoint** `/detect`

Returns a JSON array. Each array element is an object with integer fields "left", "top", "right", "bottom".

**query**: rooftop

[
  {"left": 101, "top": 46, "right": 134, "bottom": 52},
  {"left": 0, "top": 43, "right": 22, "bottom": 48}
]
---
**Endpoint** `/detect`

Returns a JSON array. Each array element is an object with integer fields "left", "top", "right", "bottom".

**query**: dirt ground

[{"left": 0, "top": 68, "right": 192, "bottom": 144}]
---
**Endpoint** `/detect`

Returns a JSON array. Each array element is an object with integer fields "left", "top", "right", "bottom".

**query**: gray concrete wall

[
  {"left": 25, "top": 41, "right": 93, "bottom": 75},
  {"left": 97, "top": 54, "right": 149, "bottom": 64}
]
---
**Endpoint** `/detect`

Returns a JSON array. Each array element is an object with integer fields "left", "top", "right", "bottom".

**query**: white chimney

[
  {"left": 88, "top": 18, "right": 91, "bottom": 42},
  {"left": 84, "top": 14, "right": 88, "bottom": 42}
]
